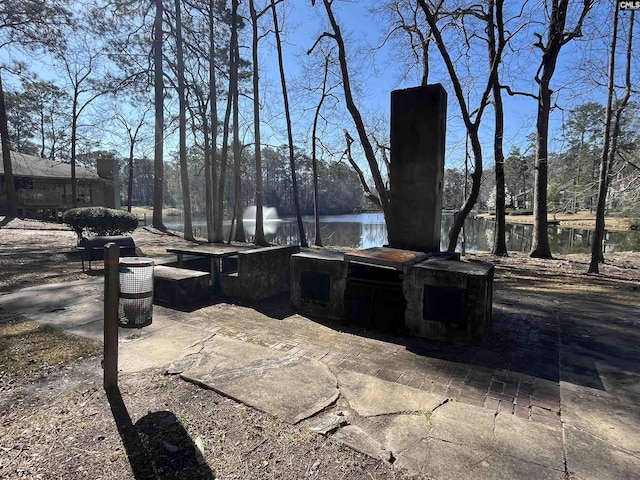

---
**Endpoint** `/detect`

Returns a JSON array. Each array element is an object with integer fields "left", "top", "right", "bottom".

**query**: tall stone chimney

[{"left": 387, "top": 84, "right": 447, "bottom": 252}]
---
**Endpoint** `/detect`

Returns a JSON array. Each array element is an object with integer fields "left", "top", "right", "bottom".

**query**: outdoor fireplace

[
  {"left": 343, "top": 247, "right": 426, "bottom": 334},
  {"left": 291, "top": 83, "right": 494, "bottom": 345}
]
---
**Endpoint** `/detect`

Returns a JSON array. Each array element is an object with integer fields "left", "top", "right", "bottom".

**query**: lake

[{"left": 164, "top": 212, "right": 640, "bottom": 254}]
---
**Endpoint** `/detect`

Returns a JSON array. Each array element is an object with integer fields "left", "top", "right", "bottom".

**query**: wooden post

[{"left": 104, "top": 243, "right": 120, "bottom": 389}]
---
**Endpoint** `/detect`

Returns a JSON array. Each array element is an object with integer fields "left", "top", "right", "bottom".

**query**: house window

[{"left": 77, "top": 184, "right": 92, "bottom": 204}]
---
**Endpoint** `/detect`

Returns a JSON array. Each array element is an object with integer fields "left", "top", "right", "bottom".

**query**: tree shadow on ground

[{"left": 106, "top": 386, "right": 214, "bottom": 479}]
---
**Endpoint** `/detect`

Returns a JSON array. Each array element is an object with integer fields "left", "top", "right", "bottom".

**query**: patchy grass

[{"left": 0, "top": 311, "right": 101, "bottom": 383}]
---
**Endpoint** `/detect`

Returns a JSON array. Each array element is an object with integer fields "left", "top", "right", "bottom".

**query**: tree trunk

[
  {"left": 530, "top": 0, "right": 593, "bottom": 258},
  {"left": 201, "top": 97, "right": 214, "bottom": 241},
  {"left": 127, "top": 138, "right": 134, "bottom": 212},
  {"left": 174, "top": 0, "right": 194, "bottom": 241},
  {"left": 216, "top": 25, "right": 235, "bottom": 245},
  {"left": 216, "top": 79, "right": 233, "bottom": 243},
  {"left": 71, "top": 89, "right": 78, "bottom": 209},
  {"left": 589, "top": 8, "right": 633, "bottom": 273},
  {"left": 272, "top": 0, "right": 307, "bottom": 246},
  {"left": 250, "top": 0, "right": 268, "bottom": 246},
  {"left": 530, "top": 82, "right": 552, "bottom": 258},
  {"left": 489, "top": 0, "right": 507, "bottom": 256},
  {"left": 231, "top": 0, "right": 244, "bottom": 243},
  {"left": 0, "top": 72, "right": 17, "bottom": 219},
  {"left": 447, "top": 134, "right": 482, "bottom": 252},
  {"left": 311, "top": 54, "right": 331, "bottom": 247},
  {"left": 208, "top": 0, "right": 219, "bottom": 243},
  {"left": 152, "top": 0, "right": 166, "bottom": 230}
]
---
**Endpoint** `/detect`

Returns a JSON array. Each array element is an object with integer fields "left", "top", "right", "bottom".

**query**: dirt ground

[{"left": 1, "top": 217, "right": 639, "bottom": 479}]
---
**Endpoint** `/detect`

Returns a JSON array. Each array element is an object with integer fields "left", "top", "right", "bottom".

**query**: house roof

[{"left": 0, "top": 151, "right": 100, "bottom": 180}]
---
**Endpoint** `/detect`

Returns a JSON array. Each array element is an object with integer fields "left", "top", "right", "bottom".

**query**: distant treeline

[{"left": 119, "top": 145, "right": 368, "bottom": 217}]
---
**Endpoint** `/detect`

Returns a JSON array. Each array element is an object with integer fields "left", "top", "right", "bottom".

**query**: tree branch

[
  {"left": 307, "top": 32, "right": 335, "bottom": 55},
  {"left": 500, "top": 84, "right": 539, "bottom": 100},
  {"left": 344, "top": 130, "right": 380, "bottom": 208}
]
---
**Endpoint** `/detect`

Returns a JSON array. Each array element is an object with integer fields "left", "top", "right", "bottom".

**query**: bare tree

[
  {"left": 589, "top": 8, "right": 634, "bottom": 273},
  {"left": 417, "top": 0, "right": 505, "bottom": 252},
  {"left": 529, "top": 0, "right": 593, "bottom": 258},
  {"left": 185, "top": 63, "right": 215, "bottom": 241},
  {"left": 488, "top": 0, "right": 508, "bottom": 256},
  {"left": 272, "top": 0, "right": 307, "bottom": 246},
  {"left": 181, "top": 0, "right": 229, "bottom": 243},
  {"left": 216, "top": 25, "right": 235, "bottom": 243},
  {"left": 52, "top": 19, "right": 119, "bottom": 209},
  {"left": 173, "top": 0, "right": 195, "bottom": 241},
  {"left": 249, "top": 0, "right": 272, "bottom": 246},
  {"left": 373, "top": 0, "right": 442, "bottom": 86},
  {"left": 310, "top": 50, "right": 335, "bottom": 247},
  {"left": 230, "top": 0, "right": 245, "bottom": 243},
  {"left": 152, "top": 0, "right": 166, "bottom": 230},
  {"left": 113, "top": 104, "right": 149, "bottom": 212},
  {"left": 311, "top": 0, "right": 390, "bottom": 220},
  {"left": 208, "top": 0, "right": 220, "bottom": 243}
]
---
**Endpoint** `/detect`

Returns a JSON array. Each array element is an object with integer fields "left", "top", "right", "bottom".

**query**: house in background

[{"left": 0, "top": 151, "right": 120, "bottom": 219}]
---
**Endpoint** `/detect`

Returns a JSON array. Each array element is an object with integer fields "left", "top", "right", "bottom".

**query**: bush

[
  {"left": 505, "top": 208, "right": 533, "bottom": 216},
  {"left": 63, "top": 207, "right": 138, "bottom": 239}
]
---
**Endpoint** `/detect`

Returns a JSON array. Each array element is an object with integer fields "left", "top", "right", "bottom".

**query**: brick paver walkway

[{"left": 169, "top": 289, "right": 563, "bottom": 428}]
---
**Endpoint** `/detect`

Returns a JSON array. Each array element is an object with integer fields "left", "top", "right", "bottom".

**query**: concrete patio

[{"left": 0, "top": 272, "right": 639, "bottom": 479}]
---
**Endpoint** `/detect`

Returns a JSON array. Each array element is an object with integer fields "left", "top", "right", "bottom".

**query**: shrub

[
  {"left": 63, "top": 207, "right": 138, "bottom": 239},
  {"left": 505, "top": 208, "right": 533, "bottom": 216},
  {"left": 620, "top": 202, "right": 640, "bottom": 230}
]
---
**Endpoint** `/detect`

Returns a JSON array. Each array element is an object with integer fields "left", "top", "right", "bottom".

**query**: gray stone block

[
  {"left": 404, "top": 258, "right": 494, "bottom": 344},
  {"left": 153, "top": 265, "right": 209, "bottom": 307},
  {"left": 290, "top": 250, "right": 347, "bottom": 320}
]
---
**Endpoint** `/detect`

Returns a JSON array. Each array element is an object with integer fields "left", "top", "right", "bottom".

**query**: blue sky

[{"left": 261, "top": 0, "right": 636, "bottom": 172}]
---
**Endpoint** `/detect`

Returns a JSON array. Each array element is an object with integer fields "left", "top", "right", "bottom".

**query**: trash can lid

[{"left": 119, "top": 257, "right": 154, "bottom": 267}]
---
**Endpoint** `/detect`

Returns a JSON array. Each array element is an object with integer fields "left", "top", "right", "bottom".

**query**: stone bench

[
  {"left": 153, "top": 265, "right": 210, "bottom": 307},
  {"left": 221, "top": 245, "right": 300, "bottom": 302},
  {"left": 78, "top": 235, "right": 136, "bottom": 271}
]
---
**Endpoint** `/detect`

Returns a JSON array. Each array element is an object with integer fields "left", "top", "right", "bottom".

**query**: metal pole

[{"left": 104, "top": 243, "right": 120, "bottom": 389}]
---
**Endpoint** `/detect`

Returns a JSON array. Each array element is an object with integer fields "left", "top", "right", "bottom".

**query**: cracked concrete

[
  {"left": 563, "top": 424, "right": 640, "bottom": 480},
  {"left": 338, "top": 370, "right": 446, "bottom": 417},
  {"left": 175, "top": 335, "right": 340, "bottom": 424}
]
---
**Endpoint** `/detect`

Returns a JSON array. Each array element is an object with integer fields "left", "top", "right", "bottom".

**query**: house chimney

[{"left": 97, "top": 154, "right": 121, "bottom": 209}]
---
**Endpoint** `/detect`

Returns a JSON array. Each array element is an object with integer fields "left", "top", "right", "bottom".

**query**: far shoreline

[
  {"left": 128, "top": 206, "right": 632, "bottom": 233},
  {"left": 476, "top": 211, "right": 631, "bottom": 232}
]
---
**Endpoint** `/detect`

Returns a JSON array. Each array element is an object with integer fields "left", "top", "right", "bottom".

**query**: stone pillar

[{"left": 387, "top": 84, "right": 447, "bottom": 252}]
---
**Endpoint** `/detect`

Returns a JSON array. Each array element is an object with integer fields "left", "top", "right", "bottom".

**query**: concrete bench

[
  {"left": 220, "top": 245, "right": 300, "bottom": 302},
  {"left": 78, "top": 235, "right": 136, "bottom": 271},
  {"left": 153, "top": 265, "right": 209, "bottom": 307}
]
